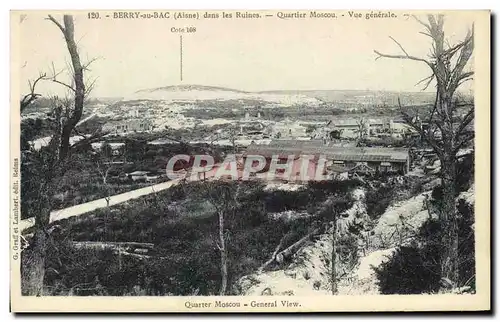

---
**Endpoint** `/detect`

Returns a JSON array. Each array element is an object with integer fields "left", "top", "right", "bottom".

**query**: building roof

[
  {"left": 245, "top": 140, "right": 409, "bottom": 163},
  {"left": 267, "top": 139, "right": 324, "bottom": 148},
  {"left": 327, "top": 119, "right": 358, "bottom": 127}
]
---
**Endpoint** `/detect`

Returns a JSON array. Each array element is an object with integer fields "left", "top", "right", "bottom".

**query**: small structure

[
  {"left": 103, "top": 118, "right": 154, "bottom": 135},
  {"left": 326, "top": 119, "right": 362, "bottom": 139},
  {"left": 325, "top": 118, "right": 388, "bottom": 139},
  {"left": 271, "top": 119, "right": 307, "bottom": 139},
  {"left": 128, "top": 109, "right": 140, "bottom": 118},
  {"left": 388, "top": 118, "right": 414, "bottom": 134},
  {"left": 91, "top": 142, "right": 125, "bottom": 156}
]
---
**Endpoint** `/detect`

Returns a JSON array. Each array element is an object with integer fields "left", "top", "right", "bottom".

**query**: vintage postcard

[{"left": 10, "top": 9, "right": 490, "bottom": 312}]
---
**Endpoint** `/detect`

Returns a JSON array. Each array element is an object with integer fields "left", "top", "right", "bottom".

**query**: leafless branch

[
  {"left": 388, "top": 36, "right": 410, "bottom": 56},
  {"left": 453, "top": 106, "right": 474, "bottom": 140},
  {"left": 419, "top": 31, "right": 433, "bottom": 38},
  {"left": 47, "top": 15, "right": 65, "bottom": 34},
  {"left": 443, "top": 35, "right": 472, "bottom": 59},
  {"left": 398, "top": 98, "right": 443, "bottom": 156},
  {"left": 373, "top": 50, "right": 433, "bottom": 69},
  {"left": 68, "top": 130, "right": 109, "bottom": 152},
  {"left": 82, "top": 56, "right": 101, "bottom": 72},
  {"left": 45, "top": 61, "right": 76, "bottom": 93},
  {"left": 453, "top": 131, "right": 474, "bottom": 154},
  {"left": 415, "top": 74, "right": 435, "bottom": 91},
  {"left": 457, "top": 77, "right": 474, "bottom": 88},
  {"left": 448, "top": 28, "right": 474, "bottom": 93},
  {"left": 428, "top": 93, "right": 440, "bottom": 123},
  {"left": 457, "top": 71, "right": 474, "bottom": 82},
  {"left": 412, "top": 15, "right": 432, "bottom": 31},
  {"left": 85, "top": 77, "right": 99, "bottom": 97},
  {"left": 53, "top": 79, "right": 77, "bottom": 92},
  {"left": 20, "top": 73, "right": 48, "bottom": 112}
]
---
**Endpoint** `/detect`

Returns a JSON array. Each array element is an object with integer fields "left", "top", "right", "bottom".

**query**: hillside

[
  {"left": 259, "top": 89, "right": 437, "bottom": 105},
  {"left": 124, "top": 84, "right": 324, "bottom": 107}
]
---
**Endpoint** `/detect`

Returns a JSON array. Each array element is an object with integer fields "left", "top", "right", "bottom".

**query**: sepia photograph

[{"left": 10, "top": 9, "right": 490, "bottom": 312}]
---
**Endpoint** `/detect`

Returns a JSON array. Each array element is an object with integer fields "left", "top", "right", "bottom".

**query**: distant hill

[
  {"left": 124, "top": 84, "right": 323, "bottom": 106},
  {"left": 135, "top": 84, "right": 249, "bottom": 94},
  {"left": 127, "top": 85, "right": 441, "bottom": 106},
  {"left": 258, "top": 89, "right": 437, "bottom": 105}
]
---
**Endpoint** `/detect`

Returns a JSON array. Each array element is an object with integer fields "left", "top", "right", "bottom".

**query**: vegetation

[
  {"left": 24, "top": 179, "right": 360, "bottom": 296},
  {"left": 374, "top": 197, "right": 475, "bottom": 294},
  {"left": 365, "top": 185, "right": 395, "bottom": 220},
  {"left": 21, "top": 14, "right": 95, "bottom": 296},
  {"left": 374, "top": 152, "right": 475, "bottom": 294},
  {"left": 375, "top": 14, "right": 474, "bottom": 289}
]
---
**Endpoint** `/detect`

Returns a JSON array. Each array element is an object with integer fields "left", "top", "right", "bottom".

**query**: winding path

[{"left": 20, "top": 177, "right": 183, "bottom": 232}]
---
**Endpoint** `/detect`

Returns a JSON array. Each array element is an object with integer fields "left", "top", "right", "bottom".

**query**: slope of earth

[
  {"left": 236, "top": 181, "right": 475, "bottom": 296},
  {"left": 125, "top": 84, "right": 323, "bottom": 107},
  {"left": 236, "top": 188, "right": 369, "bottom": 296}
]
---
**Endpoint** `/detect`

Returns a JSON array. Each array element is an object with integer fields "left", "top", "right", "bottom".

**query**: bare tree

[
  {"left": 354, "top": 118, "right": 368, "bottom": 142},
  {"left": 93, "top": 143, "right": 115, "bottom": 185},
  {"left": 46, "top": 15, "right": 100, "bottom": 160},
  {"left": 227, "top": 126, "right": 239, "bottom": 153},
  {"left": 206, "top": 181, "right": 241, "bottom": 295},
  {"left": 331, "top": 207, "right": 338, "bottom": 295},
  {"left": 374, "top": 14, "right": 474, "bottom": 289},
  {"left": 21, "top": 15, "right": 97, "bottom": 296},
  {"left": 325, "top": 198, "right": 350, "bottom": 295},
  {"left": 92, "top": 142, "right": 118, "bottom": 208}
]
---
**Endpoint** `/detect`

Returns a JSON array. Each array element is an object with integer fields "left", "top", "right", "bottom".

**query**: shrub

[
  {"left": 431, "top": 152, "right": 474, "bottom": 207},
  {"left": 456, "top": 153, "right": 474, "bottom": 192},
  {"left": 374, "top": 197, "right": 475, "bottom": 294},
  {"left": 365, "top": 185, "right": 395, "bottom": 220},
  {"left": 456, "top": 199, "right": 475, "bottom": 289},
  {"left": 374, "top": 245, "right": 441, "bottom": 294},
  {"left": 263, "top": 190, "right": 310, "bottom": 212}
]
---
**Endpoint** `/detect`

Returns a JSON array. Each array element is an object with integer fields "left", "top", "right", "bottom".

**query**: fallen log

[
  {"left": 119, "top": 250, "right": 152, "bottom": 259},
  {"left": 71, "top": 241, "right": 154, "bottom": 251},
  {"left": 257, "top": 233, "right": 288, "bottom": 274},
  {"left": 275, "top": 228, "right": 320, "bottom": 264}
]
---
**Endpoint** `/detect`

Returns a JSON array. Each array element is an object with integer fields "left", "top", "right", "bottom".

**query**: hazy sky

[{"left": 16, "top": 11, "right": 475, "bottom": 97}]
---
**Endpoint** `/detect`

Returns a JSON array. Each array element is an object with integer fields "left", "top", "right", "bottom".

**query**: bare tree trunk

[
  {"left": 21, "top": 228, "right": 48, "bottom": 296},
  {"left": 331, "top": 217, "right": 337, "bottom": 295},
  {"left": 439, "top": 155, "right": 459, "bottom": 288},
  {"left": 258, "top": 234, "right": 287, "bottom": 274},
  {"left": 22, "top": 191, "right": 51, "bottom": 296},
  {"left": 275, "top": 228, "right": 319, "bottom": 263},
  {"left": 59, "top": 17, "right": 85, "bottom": 160},
  {"left": 21, "top": 14, "right": 87, "bottom": 296},
  {"left": 218, "top": 210, "right": 228, "bottom": 295},
  {"left": 47, "top": 15, "right": 85, "bottom": 160}
]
